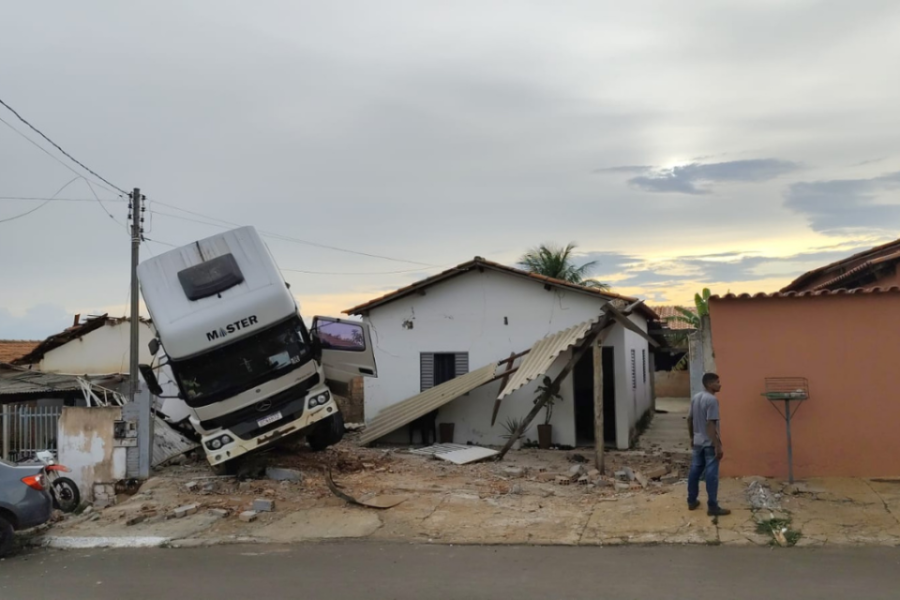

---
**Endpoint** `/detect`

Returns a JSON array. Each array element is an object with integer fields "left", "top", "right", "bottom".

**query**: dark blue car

[{"left": 0, "top": 458, "right": 53, "bottom": 556}]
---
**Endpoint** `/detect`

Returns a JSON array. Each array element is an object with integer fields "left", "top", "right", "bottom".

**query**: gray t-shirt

[{"left": 691, "top": 391, "right": 720, "bottom": 447}]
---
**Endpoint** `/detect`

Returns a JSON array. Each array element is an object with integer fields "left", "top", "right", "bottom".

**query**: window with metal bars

[{"left": 420, "top": 352, "right": 469, "bottom": 391}]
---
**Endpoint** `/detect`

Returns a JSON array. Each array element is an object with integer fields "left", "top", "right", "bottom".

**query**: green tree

[
  {"left": 666, "top": 288, "right": 712, "bottom": 370},
  {"left": 518, "top": 242, "right": 609, "bottom": 290}
]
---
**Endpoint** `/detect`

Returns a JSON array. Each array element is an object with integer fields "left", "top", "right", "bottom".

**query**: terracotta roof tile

[
  {"left": 650, "top": 305, "right": 697, "bottom": 330},
  {"left": 343, "top": 257, "right": 659, "bottom": 320},
  {"left": 711, "top": 286, "right": 900, "bottom": 300},
  {"left": 781, "top": 238, "right": 900, "bottom": 292},
  {"left": 0, "top": 340, "right": 41, "bottom": 364}
]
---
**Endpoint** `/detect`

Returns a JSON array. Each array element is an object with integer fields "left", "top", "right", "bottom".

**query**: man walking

[{"left": 687, "top": 373, "right": 730, "bottom": 516}]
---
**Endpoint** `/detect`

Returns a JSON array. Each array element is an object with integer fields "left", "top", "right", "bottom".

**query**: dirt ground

[{"left": 40, "top": 434, "right": 900, "bottom": 548}]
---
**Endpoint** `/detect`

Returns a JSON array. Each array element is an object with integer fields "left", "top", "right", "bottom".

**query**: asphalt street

[{"left": 2, "top": 542, "right": 900, "bottom": 600}]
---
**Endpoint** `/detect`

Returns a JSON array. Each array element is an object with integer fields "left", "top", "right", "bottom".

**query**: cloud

[
  {"left": 628, "top": 159, "right": 801, "bottom": 194},
  {"left": 0, "top": 305, "right": 74, "bottom": 340},
  {"left": 784, "top": 171, "right": 900, "bottom": 234},
  {"left": 593, "top": 165, "right": 653, "bottom": 174}
]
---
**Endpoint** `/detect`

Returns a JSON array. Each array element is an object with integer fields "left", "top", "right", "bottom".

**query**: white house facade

[{"left": 345, "top": 259, "right": 657, "bottom": 449}]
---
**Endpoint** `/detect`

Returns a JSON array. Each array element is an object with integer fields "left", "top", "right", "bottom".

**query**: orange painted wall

[{"left": 709, "top": 292, "right": 900, "bottom": 478}]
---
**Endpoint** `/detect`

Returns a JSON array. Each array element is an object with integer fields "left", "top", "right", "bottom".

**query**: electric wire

[{"left": 0, "top": 97, "right": 127, "bottom": 195}]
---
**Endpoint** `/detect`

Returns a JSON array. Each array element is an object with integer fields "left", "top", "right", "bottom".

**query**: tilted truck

[{"left": 136, "top": 226, "right": 377, "bottom": 471}]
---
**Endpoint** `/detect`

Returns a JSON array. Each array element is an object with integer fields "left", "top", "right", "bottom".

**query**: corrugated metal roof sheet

[
  {"left": 498, "top": 317, "right": 600, "bottom": 400},
  {"left": 358, "top": 362, "right": 499, "bottom": 446},
  {"left": 152, "top": 416, "right": 199, "bottom": 467},
  {"left": 0, "top": 364, "right": 125, "bottom": 404}
]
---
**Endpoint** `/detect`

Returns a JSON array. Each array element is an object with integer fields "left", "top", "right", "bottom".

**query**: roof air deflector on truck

[{"left": 177, "top": 253, "right": 244, "bottom": 301}]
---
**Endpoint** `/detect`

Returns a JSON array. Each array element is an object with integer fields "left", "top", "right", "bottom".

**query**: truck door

[{"left": 311, "top": 317, "right": 378, "bottom": 388}]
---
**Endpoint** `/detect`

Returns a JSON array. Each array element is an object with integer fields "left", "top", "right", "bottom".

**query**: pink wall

[{"left": 710, "top": 291, "right": 900, "bottom": 478}]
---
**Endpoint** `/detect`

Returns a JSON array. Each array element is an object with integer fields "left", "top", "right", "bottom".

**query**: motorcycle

[{"left": 34, "top": 451, "right": 81, "bottom": 513}]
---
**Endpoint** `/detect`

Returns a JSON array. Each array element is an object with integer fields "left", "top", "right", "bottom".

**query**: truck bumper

[{"left": 200, "top": 386, "right": 339, "bottom": 466}]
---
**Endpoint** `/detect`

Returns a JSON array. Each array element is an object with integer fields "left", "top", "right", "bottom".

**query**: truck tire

[
  {"left": 0, "top": 515, "right": 14, "bottom": 558},
  {"left": 307, "top": 412, "right": 345, "bottom": 451}
]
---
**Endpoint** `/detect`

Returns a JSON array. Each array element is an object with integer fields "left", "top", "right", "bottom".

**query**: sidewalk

[{"left": 30, "top": 441, "right": 900, "bottom": 550}]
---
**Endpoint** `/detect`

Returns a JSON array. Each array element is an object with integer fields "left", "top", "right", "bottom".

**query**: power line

[
  {"left": 0, "top": 196, "right": 126, "bottom": 202},
  {"left": 83, "top": 178, "right": 129, "bottom": 233},
  {"left": 148, "top": 202, "right": 439, "bottom": 267},
  {"left": 0, "top": 97, "right": 128, "bottom": 195},
  {"left": 0, "top": 177, "right": 81, "bottom": 224}
]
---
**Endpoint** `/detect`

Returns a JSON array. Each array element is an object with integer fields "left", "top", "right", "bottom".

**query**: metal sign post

[{"left": 762, "top": 377, "right": 809, "bottom": 484}]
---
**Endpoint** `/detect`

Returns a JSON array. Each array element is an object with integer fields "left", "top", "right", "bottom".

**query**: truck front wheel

[{"left": 307, "top": 412, "right": 345, "bottom": 451}]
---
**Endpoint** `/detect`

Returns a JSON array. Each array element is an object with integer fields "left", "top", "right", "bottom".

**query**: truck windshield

[{"left": 171, "top": 316, "right": 312, "bottom": 407}]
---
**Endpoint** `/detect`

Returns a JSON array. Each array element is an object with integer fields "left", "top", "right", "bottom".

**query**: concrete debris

[
  {"left": 587, "top": 469, "right": 601, "bottom": 479},
  {"left": 568, "top": 453, "right": 589, "bottom": 463},
  {"left": 173, "top": 503, "right": 200, "bottom": 519},
  {"left": 555, "top": 476, "right": 572, "bottom": 486},
  {"left": 634, "top": 472, "right": 649, "bottom": 488},
  {"left": 208, "top": 509, "right": 229, "bottom": 518},
  {"left": 201, "top": 482, "right": 218, "bottom": 493},
  {"left": 568, "top": 464, "right": 587, "bottom": 479},
  {"left": 645, "top": 466, "right": 668, "bottom": 480},
  {"left": 661, "top": 474, "right": 681, "bottom": 484},
  {"left": 509, "top": 484, "right": 523, "bottom": 495},
  {"left": 266, "top": 467, "right": 304, "bottom": 482},
  {"left": 239, "top": 511, "right": 258, "bottom": 523},
  {"left": 253, "top": 499, "right": 275, "bottom": 512},
  {"left": 614, "top": 482, "right": 631, "bottom": 492},
  {"left": 185, "top": 481, "right": 199, "bottom": 492},
  {"left": 81, "top": 505, "right": 93, "bottom": 515},
  {"left": 534, "top": 472, "right": 557, "bottom": 483},
  {"left": 615, "top": 467, "right": 635, "bottom": 482},
  {"left": 577, "top": 475, "right": 590, "bottom": 486},
  {"left": 502, "top": 467, "right": 527, "bottom": 478},
  {"left": 747, "top": 480, "right": 781, "bottom": 511},
  {"left": 126, "top": 515, "right": 146, "bottom": 527}
]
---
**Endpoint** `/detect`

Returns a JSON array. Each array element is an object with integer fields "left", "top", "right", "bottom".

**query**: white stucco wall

[
  {"left": 36, "top": 321, "right": 156, "bottom": 375},
  {"left": 58, "top": 406, "right": 127, "bottom": 502},
  {"left": 362, "top": 269, "right": 652, "bottom": 448}
]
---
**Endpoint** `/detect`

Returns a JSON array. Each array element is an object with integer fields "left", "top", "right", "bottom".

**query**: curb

[{"left": 32, "top": 536, "right": 171, "bottom": 549}]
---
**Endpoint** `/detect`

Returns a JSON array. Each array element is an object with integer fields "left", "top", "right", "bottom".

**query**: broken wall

[{"left": 58, "top": 407, "right": 126, "bottom": 502}]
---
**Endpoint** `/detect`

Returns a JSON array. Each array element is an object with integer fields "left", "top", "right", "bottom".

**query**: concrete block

[
  {"left": 266, "top": 467, "right": 303, "bottom": 482},
  {"left": 174, "top": 503, "right": 200, "bottom": 518},
  {"left": 239, "top": 511, "right": 258, "bottom": 523},
  {"left": 615, "top": 467, "right": 635, "bottom": 481},
  {"left": 555, "top": 476, "right": 572, "bottom": 486},
  {"left": 185, "top": 481, "right": 199, "bottom": 492},
  {"left": 645, "top": 467, "right": 668, "bottom": 480},
  {"left": 253, "top": 498, "right": 275, "bottom": 512},
  {"left": 209, "top": 508, "right": 229, "bottom": 518}
]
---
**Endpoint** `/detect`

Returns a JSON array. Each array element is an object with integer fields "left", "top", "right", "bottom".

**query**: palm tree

[{"left": 518, "top": 243, "right": 609, "bottom": 290}]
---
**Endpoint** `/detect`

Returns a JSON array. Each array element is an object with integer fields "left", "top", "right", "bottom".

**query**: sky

[{"left": 2, "top": 1, "right": 900, "bottom": 340}]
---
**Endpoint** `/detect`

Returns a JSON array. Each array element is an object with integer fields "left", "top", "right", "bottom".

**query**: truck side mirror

[
  {"left": 138, "top": 364, "right": 164, "bottom": 396},
  {"left": 148, "top": 339, "right": 160, "bottom": 356}
]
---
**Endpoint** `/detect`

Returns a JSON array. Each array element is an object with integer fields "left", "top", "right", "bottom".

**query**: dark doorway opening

[{"left": 573, "top": 346, "right": 616, "bottom": 446}]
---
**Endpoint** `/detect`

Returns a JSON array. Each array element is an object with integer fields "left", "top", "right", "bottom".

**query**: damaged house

[{"left": 344, "top": 257, "right": 659, "bottom": 450}]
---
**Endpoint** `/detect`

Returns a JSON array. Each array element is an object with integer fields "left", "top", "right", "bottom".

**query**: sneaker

[
  {"left": 688, "top": 501, "right": 701, "bottom": 511},
  {"left": 707, "top": 507, "right": 732, "bottom": 517}
]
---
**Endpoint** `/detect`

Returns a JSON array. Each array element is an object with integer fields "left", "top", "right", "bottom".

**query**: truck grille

[{"left": 199, "top": 373, "right": 319, "bottom": 432}]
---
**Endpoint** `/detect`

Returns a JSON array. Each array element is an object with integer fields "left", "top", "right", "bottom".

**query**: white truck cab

[{"left": 136, "top": 226, "right": 376, "bottom": 469}]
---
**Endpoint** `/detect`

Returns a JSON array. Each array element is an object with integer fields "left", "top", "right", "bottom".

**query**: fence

[{"left": 1, "top": 404, "right": 63, "bottom": 462}]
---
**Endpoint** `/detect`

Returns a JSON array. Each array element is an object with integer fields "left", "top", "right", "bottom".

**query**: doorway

[{"left": 573, "top": 346, "right": 616, "bottom": 447}]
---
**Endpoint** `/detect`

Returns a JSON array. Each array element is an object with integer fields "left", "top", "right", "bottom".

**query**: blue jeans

[{"left": 687, "top": 445, "right": 719, "bottom": 509}]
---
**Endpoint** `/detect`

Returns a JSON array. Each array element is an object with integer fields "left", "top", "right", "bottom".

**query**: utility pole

[{"left": 130, "top": 188, "right": 151, "bottom": 478}]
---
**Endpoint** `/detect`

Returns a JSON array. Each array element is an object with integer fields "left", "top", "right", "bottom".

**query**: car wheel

[
  {"left": 0, "top": 515, "right": 14, "bottom": 558},
  {"left": 307, "top": 412, "right": 345, "bottom": 451}
]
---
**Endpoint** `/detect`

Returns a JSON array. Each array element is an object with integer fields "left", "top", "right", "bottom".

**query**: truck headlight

[{"left": 205, "top": 435, "right": 234, "bottom": 451}]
